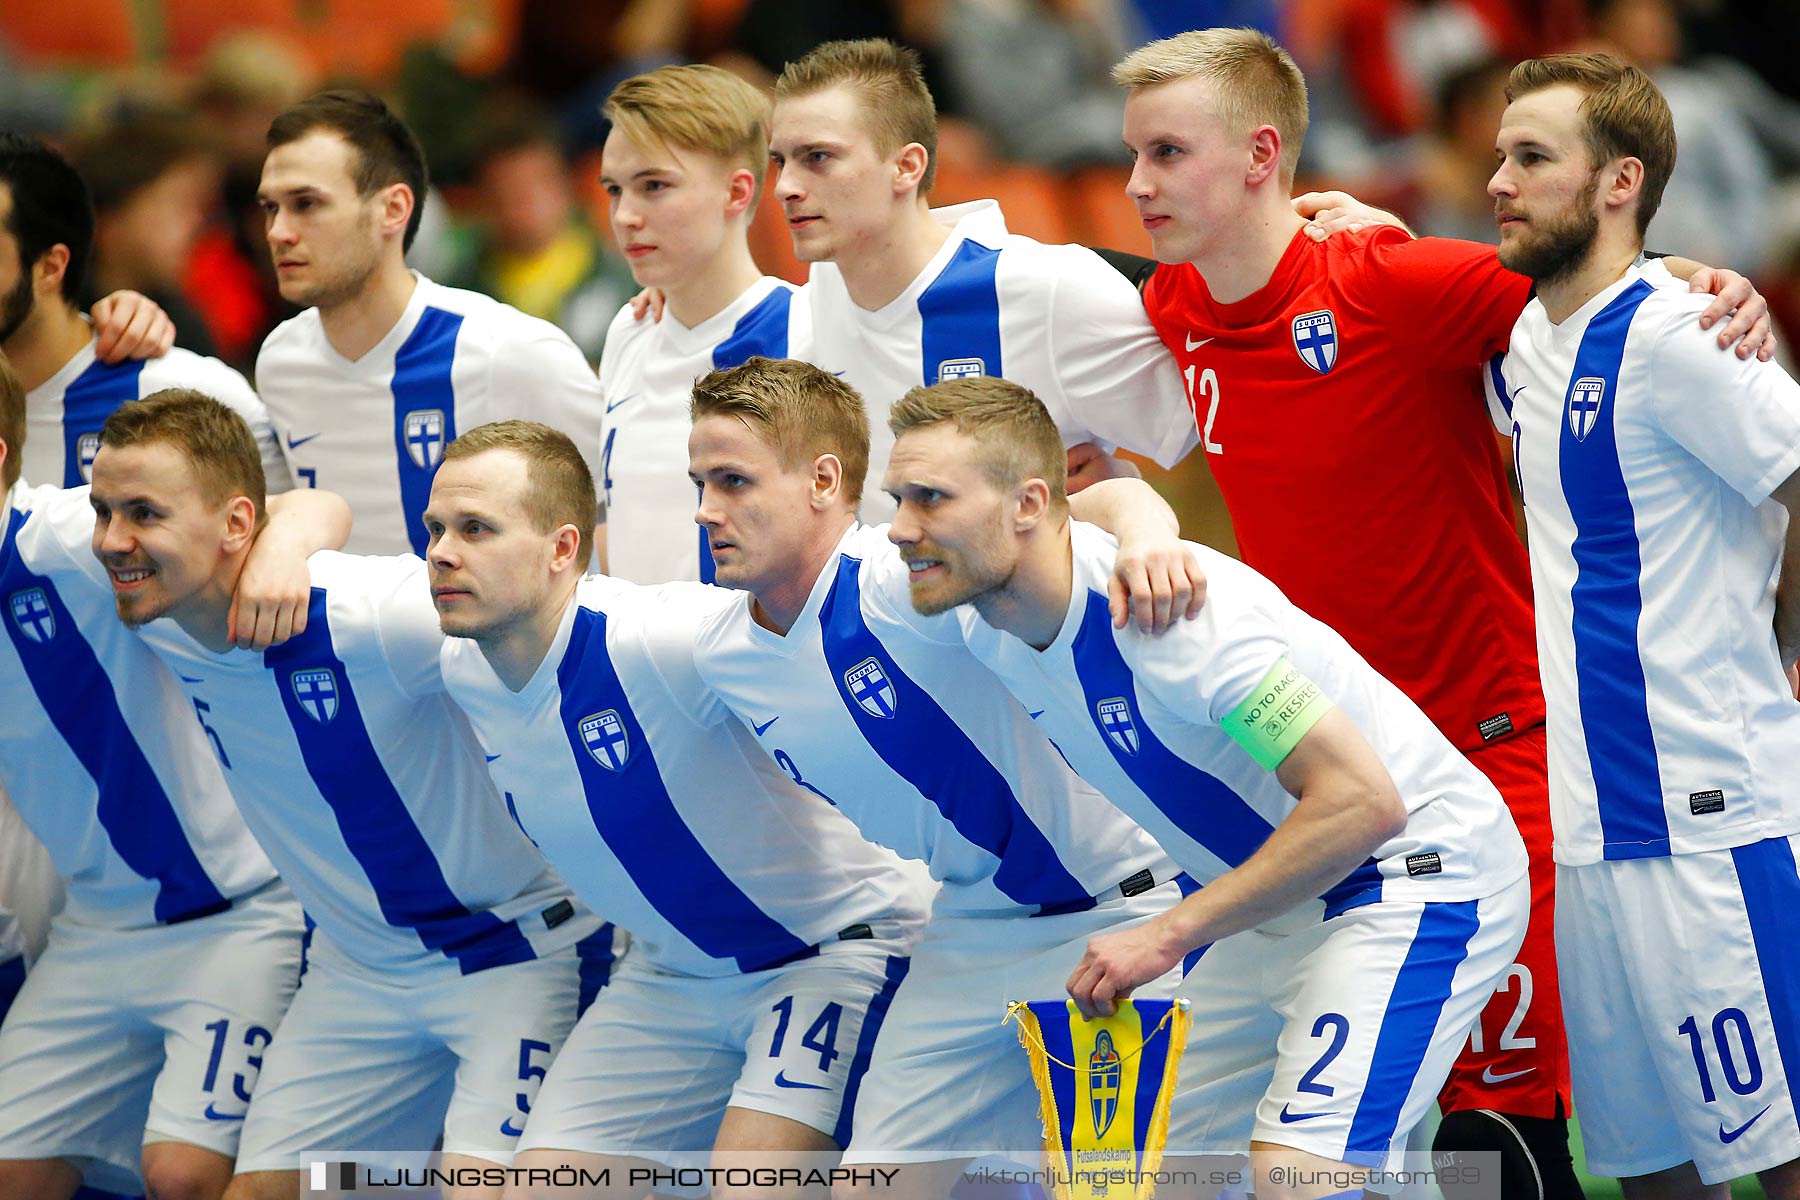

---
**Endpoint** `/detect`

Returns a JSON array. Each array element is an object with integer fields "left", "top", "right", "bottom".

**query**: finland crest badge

[
  {"left": 580, "top": 710, "right": 630, "bottom": 771},
  {"left": 9, "top": 588, "right": 56, "bottom": 644},
  {"left": 1291, "top": 309, "right": 1338, "bottom": 374},
  {"left": 938, "top": 357, "right": 986, "bottom": 383},
  {"left": 77, "top": 432, "right": 101, "bottom": 482},
  {"left": 404, "top": 408, "right": 447, "bottom": 470},
  {"left": 290, "top": 668, "right": 339, "bottom": 723},
  {"left": 1567, "top": 376, "right": 1606, "bottom": 442},
  {"left": 845, "top": 656, "right": 898, "bottom": 719},
  {"left": 1096, "top": 697, "right": 1139, "bottom": 756}
]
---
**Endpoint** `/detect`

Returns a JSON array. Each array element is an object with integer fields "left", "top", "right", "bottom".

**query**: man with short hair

[
  {"left": 254, "top": 89, "right": 605, "bottom": 556},
  {"left": 62, "top": 391, "right": 603, "bottom": 1200},
  {"left": 882, "top": 373, "right": 1529, "bottom": 1200},
  {"left": 682, "top": 356, "right": 1207, "bottom": 1190},
  {"left": 0, "top": 357, "right": 331, "bottom": 1200},
  {"left": 422, "top": 420, "right": 927, "bottom": 1199},
  {"left": 1110, "top": 28, "right": 1773, "bottom": 1196},
  {"left": 767, "top": 38, "right": 1198, "bottom": 513},
  {"left": 0, "top": 131, "right": 286, "bottom": 495},
  {"left": 1487, "top": 53, "right": 1800, "bottom": 1200},
  {"left": 596, "top": 64, "right": 812, "bottom": 583}
]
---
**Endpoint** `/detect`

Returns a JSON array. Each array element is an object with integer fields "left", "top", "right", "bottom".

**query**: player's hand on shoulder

[
  {"left": 1066, "top": 921, "right": 1182, "bottom": 1019},
  {"left": 1111, "top": 536, "right": 1207, "bottom": 636},
  {"left": 229, "top": 552, "right": 312, "bottom": 651},
  {"left": 90, "top": 291, "right": 175, "bottom": 363},
  {"left": 629, "top": 287, "right": 667, "bottom": 323},
  {"left": 1293, "top": 191, "right": 1415, "bottom": 242},
  {"left": 1687, "top": 267, "right": 1777, "bottom": 362}
]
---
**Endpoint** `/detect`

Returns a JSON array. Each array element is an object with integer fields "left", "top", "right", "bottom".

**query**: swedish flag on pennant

[{"left": 1007, "top": 999, "right": 1191, "bottom": 1200}]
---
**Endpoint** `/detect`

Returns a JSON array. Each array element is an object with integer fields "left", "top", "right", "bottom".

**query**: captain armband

[{"left": 1224, "top": 658, "right": 1333, "bottom": 770}]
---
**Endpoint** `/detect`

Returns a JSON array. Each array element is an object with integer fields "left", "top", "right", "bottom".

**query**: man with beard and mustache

[
  {"left": 1485, "top": 54, "right": 1800, "bottom": 1200},
  {"left": 1108, "top": 28, "right": 1777, "bottom": 1200},
  {"left": 0, "top": 132, "right": 286, "bottom": 494},
  {"left": 252, "top": 90, "right": 605, "bottom": 557}
]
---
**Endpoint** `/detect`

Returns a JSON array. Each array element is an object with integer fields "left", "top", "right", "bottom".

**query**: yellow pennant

[{"left": 1007, "top": 998, "right": 1191, "bottom": 1200}]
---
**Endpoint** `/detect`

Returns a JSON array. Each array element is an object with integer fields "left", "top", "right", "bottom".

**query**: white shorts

[
  {"left": 233, "top": 931, "right": 585, "bottom": 1173},
  {"left": 518, "top": 938, "right": 912, "bottom": 1164},
  {"left": 0, "top": 882, "right": 304, "bottom": 1194},
  {"left": 1558, "top": 836, "right": 1800, "bottom": 1184},
  {"left": 1171, "top": 877, "right": 1528, "bottom": 1173},
  {"left": 841, "top": 879, "right": 1184, "bottom": 1164}
]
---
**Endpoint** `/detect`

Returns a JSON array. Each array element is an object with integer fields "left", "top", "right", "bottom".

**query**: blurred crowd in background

[{"left": 2, "top": 0, "right": 1797, "bottom": 386}]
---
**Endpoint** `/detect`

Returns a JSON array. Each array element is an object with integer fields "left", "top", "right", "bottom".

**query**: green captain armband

[{"left": 1224, "top": 658, "right": 1333, "bottom": 770}]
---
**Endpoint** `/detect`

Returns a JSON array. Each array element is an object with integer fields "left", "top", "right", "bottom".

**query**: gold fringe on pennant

[{"left": 1004, "top": 1000, "right": 1192, "bottom": 1200}]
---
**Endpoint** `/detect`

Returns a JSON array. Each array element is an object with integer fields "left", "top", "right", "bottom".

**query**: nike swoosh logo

[
  {"left": 203, "top": 1103, "right": 246, "bottom": 1121},
  {"left": 1028, "top": 710, "right": 1045, "bottom": 720},
  {"left": 1508, "top": 385, "right": 1528, "bottom": 401},
  {"left": 1185, "top": 335, "right": 1215, "bottom": 351},
  {"left": 774, "top": 1071, "right": 830, "bottom": 1091},
  {"left": 1277, "top": 1104, "right": 1337, "bottom": 1123},
  {"left": 1481, "top": 1066, "right": 1536, "bottom": 1084},
  {"left": 500, "top": 1116, "right": 527, "bottom": 1137},
  {"left": 485, "top": 754, "right": 502, "bottom": 762},
  {"left": 179, "top": 674, "right": 205, "bottom": 684},
  {"left": 753, "top": 716, "right": 779, "bottom": 736},
  {"left": 1719, "top": 1105, "right": 1770, "bottom": 1144},
  {"left": 605, "top": 393, "right": 639, "bottom": 414},
  {"left": 285, "top": 432, "right": 321, "bottom": 449}
]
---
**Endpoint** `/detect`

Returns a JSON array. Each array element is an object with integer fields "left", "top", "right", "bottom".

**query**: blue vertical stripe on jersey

[
  {"left": 918, "top": 239, "right": 1003, "bottom": 384},
  {"left": 575, "top": 922, "right": 618, "bottom": 1017},
  {"left": 1732, "top": 836, "right": 1800, "bottom": 1134},
  {"left": 1, "top": 508, "right": 230, "bottom": 924},
  {"left": 1557, "top": 279, "right": 1666, "bottom": 859},
  {"left": 555, "top": 606, "right": 813, "bottom": 972},
  {"left": 713, "top": 285, "right": 792, "bottom": 368},
  {"left": 818, "top": 554, "right": 1092, "bottom": 910},
  {"left": 265, "top": 589, "right": 535, "bottom": 974},
  {"left": 1322, "top": 859, "right": 1387, "bottom": 920},
  {"left": 60, "top": 359, "right": 146, "bottom": 487},
  {"left": 1343, "top": 898, "right": 1479, "bottom": 1164},
  {"left": 1488, "top": 354, "right": 1511, "bottom": 419},
  {"left": 1070, "top": 589, "right": 1276, "bottom": 868},
  {"left": 391, "top": 307, "right": 463, "bottom": 556},
  {"left": 830, "top": 953, "right": 911, "bottom": 1147},
  {"left": 1174, "top": 872, "right": 1210, "bottom": 975}
]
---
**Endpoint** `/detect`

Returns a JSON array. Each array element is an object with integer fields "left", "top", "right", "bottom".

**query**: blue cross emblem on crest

[
  {"left": 1088, "top": 1029, "right": 1122, "bottom": 1137},
  {"left": 579, "top": 710, "right": 630, "bottom": 771},
  {"left": 937, "top": 357, "right": 986, "bottom": 383},
  {"left": 290, "top": 668, "right": 339, "bottom": 723},
  {"left": 845, "top": 657, "right": 898, "bottom": 719},
  {"left": 1292, "top": 310, "right": 1338, "bottom": 375},
  {"left": 9, "top": 588, "right": 55, "bottom": 644},
  {"left": 1567, "top": 376, "right": 1606, "bottom": 442},
  {"left": 77, "top": 433, "right": 101, "bottom": 483},
  {"left": 1096, "top": 697, "right": 1139, "bottom": 756},
  {"left": 404, "top": 409, "right": 447, "bottom": 470}
]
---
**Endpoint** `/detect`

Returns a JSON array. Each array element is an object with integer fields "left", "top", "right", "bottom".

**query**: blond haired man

[
  {"left": 1111, "top": 28, "right": 1775, "bottom": 1198},
  {"left": 597, "top": 65, "right": 814, "bottom": 583},
  {"left": 1486, "top": 54, "right": 1800, "bottom": 1200},
  {"left": 767, "top": 38, "right": 1198, "bottom": 518},
  {"left": 882, "top": 373, "right": 1530, "bottom": 1200}
]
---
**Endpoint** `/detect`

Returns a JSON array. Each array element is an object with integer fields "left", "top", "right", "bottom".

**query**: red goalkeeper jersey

[{"left": 1142, "top": 225, "right": 1542, "bottom": 751}]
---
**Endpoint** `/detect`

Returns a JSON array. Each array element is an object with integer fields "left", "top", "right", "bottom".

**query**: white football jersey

[
  {"left": 51, "top": 545, "right": 598, "bottom": 977},
  {"left": 1, "top": 484, "right": 277, "bottom": 930},
  {"left": 959, "top": 522, "right": 1527, "bottom": 916},
  {"left": 256, "top": 274, "right": 605, "bottom": 556},
  {"left": 688, "top": 522, "right": 1176, "bottom": 915},
  {"left": 24, "top": 341, "right": 289, "bottom": 492},
  {"left": 1485, "top": 263, "right": 1800, "bottom": 864},
  {"left": 599, "top": 278, "right": 811, "bottom": 583},
  {"left": 441, "top": 575, "right": 927, "bottom": 977},
  {"left": 805, "top": 200, "right": 1198, "bottom": 518}
]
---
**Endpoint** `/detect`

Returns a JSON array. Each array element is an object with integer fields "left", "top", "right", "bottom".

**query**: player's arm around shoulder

[
  {"left": 1067, "top": 481, "right": 1207, "bottom": 633},
  {"left": 228, "top": 490, "right": 353, "bottom": 650}
]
